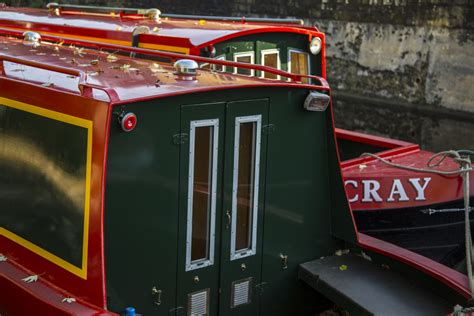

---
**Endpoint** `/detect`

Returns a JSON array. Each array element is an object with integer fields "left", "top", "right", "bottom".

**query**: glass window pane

[
  {"left": 191, "top": 126, "right": 213, "bottom": 262},
  {"left": 231, "top": 115, "right": 261, "bottom": 261},
  {"left": 290, "top": 51, "right": 309, "bottom": 84},
  {"left": 235, "top": 55, "right": 253, "bottom": 76},
  {"left": 235, "top": 122, "right": 256, "bottom": 251},
  {"left": 262, "top": 53, "right": 278, "bottom": 79}
]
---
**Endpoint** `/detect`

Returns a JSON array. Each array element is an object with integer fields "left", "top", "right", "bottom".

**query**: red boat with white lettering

[{"left": 338, "top": 128, "right": 473, "bottom": 268}]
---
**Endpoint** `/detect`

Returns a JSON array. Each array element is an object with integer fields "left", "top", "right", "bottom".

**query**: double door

[{"left": 177, "top": 99, "right": 269, "bottom": 315}]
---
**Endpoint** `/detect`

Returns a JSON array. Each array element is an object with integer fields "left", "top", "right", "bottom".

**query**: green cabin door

[{"left": 177, "top": 99, "right": 268, "bottom": 316}]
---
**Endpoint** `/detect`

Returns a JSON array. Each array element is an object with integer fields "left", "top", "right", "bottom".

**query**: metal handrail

[
  {"left": 0, "top": 27, "right": 329, "bottom": 88},
  {"left": 47, "top": 3, "right": 149, "bottom": 15},
  {"left": 159, "top": 14, "right": 303, "bottom": 25},
  {"left": 0, "top": 54, "right": 119, "bottom": 102},
  {"left": 45, "top": 3, "right": 304, "bottom": 25}
]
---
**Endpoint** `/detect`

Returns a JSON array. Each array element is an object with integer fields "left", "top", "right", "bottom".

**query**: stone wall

[{"left": 7, "top": 0, "right": 474, "bottom": 151}]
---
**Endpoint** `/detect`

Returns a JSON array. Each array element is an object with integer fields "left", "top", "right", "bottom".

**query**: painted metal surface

[
  {"left": 341, "top": 136, "right": 473, "bottom": 211},
  {"left": 0, "top": 14, "right": 471, "bottom": 315},
  {"left": 0, "top": 98, "right": 91, "bottom": 277},
  {"left": 0, "top": 34, "right": 327, "bottom": 104},
  {"left": 0, "top": 66, "right": 111, "bottom": 312},
  {"left": 0, "top": 6, "right": 326, "bottom": 78},
  {"left": 0, "top": 7, "right": 322, "bottom": 49}
]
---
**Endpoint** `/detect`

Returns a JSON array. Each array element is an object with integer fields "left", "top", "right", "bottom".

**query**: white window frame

[
  {"left": 214, "top": 54, "right": 226, "bottom": 72},
  {"left": 260, "top": 49, "right": 281, "bottom": 80},
  {"left": 185, "top": 119, "right": 219, "bottom": 271},
  {"left": 230, "top": 115, "right": 262, "bottom": 261},
  {"left": 233, "top": 51, "right": 255, "bottom": 76},
  {"left": 287, "top": 48, "right": 311, "bottom": 83}
]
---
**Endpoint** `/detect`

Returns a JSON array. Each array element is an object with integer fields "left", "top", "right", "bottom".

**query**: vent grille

[
  {"left": 231, "top": 278, "right": 252, "bottom": 308},
  {"left": 188, "top": 289, "right": 209, "bottom": 315}
]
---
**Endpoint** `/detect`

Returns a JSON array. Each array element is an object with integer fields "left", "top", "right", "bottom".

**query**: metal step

[{"left": 299, "top": 254, "right": 455, "bottom": 316}]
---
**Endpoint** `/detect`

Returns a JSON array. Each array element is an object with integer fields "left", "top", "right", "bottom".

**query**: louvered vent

[
  {"left": 188, "top": 289, "right": 209, "bottom": 315},
  {"left": 231, "top": 278, "right": 252, "bottom": 308}
]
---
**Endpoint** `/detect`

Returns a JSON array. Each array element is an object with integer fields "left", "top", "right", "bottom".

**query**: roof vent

[
  {"left": 174, "top": 59, "right": 199, "bottom": 81},
  {"left": 46, "top": 2, "right": 60, "bottom": 15},
  {"left": 146, "top": 8, "right": 161, "bottom": 22},
  {"left": 23, "top": 31, "right": 41, "bottom": 46}
]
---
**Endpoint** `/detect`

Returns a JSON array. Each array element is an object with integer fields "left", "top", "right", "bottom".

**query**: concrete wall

[{"left": 9, "top": 0, "right": 474, "bottom": 151}]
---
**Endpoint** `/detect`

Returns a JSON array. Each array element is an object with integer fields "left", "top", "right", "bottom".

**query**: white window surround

[
  {"left": 230, "top": 115, "right": 262, "bottom": 261},
  {"left": 287, "top": 48, "right": 311, "bottom": 83},
  {"left": 233, "top": 51, "right": 255, "bottom": 76},
  {"left": 185, "top": 119, "right": 219, "bottom": 272},
  {"left": 260, "top": 49, "right": 281, "bottom": 80}
]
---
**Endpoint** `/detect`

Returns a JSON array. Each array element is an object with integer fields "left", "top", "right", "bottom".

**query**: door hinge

[
  {"left": 262, "top": 124, "right": 275, "bottom": 135},
  {"left": 169, "top": 306, "right": 184, "bottom": 315},
  {"left": 255, "top": 281, "right": 268, "bottom": 296},
  {"left": 172, "top": 133, "right": 189, "bottom": 145}
]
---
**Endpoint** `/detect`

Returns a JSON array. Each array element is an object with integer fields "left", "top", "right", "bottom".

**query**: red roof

[
  {"left": 0, "top": 7, "right": 321, "bottom": 53},
  {"left": 0, "top": 36, "right": 322, "bottom": 103}
]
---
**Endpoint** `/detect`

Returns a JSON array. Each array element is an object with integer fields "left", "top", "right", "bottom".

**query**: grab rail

[
  {"left": 45, "top": 3, "right": 304, "bottom": 25},
  {"left": 0, "top": 54, "right": 119, "bottom": 102}
]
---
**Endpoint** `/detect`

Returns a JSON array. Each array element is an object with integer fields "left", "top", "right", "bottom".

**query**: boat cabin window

[
  {"left": 288, "top": 49, "right": 310, "bottom": 84},
  {"left": 186, "top": 119, "right": 219, "bottom": 271},
  {"left": 261, "top": 49, "right": 280, "bottom": 80},
  {"left": 231, "top": 115, "right": 262, "bottom": 260},
  {"left": 234, "top": 52, "right": 255, "bottom": 76}
]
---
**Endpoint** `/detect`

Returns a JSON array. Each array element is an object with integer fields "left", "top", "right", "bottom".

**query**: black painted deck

[{"left": 299, "top": 254, "right": 453, "bottom": 316}]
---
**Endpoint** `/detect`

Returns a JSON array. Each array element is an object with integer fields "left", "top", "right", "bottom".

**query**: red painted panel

[
  {"left": 343, "top": 149, "right": 473, "bottom": 210},
  {"left": 0, "top": 77, "right": 111, "bottom": 309},
  {"left": 358, "top": 233, "right": 471, "bottom": 299}
]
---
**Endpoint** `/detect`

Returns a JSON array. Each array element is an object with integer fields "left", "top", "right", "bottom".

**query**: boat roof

[
  {"left": 0, "top": 35, "right": 322, "bottom": 104},
  {"left": 0, "top": 7, "right": 322, "bottom": 54}
]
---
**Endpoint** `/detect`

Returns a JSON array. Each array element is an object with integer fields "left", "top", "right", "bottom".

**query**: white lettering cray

[{"left": 344, "top": 177, "right": 432, "bottom": 203}]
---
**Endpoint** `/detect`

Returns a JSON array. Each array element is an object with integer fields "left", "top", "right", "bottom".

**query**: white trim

[
  {"left": 260, "top": 49, "right": 280, "bottom": 80},
  {"left": 287, "top": 48, "right": 311, "bottom": 83},
  {"left": 233, "top": 51, "right": 255, "bottom": 76},
  {"left": 214, "top": 54, "right": 226, "bottom": 72},
  {"left": 185, "top": 119, "right": 219, "bottom": 272},
  {"left": 230, "top": 115, "right": 262, "bottom": 261}
]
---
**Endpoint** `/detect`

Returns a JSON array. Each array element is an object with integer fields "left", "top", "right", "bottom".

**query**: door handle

[
  {"left": 279, "top": 253, "right": 288, "bottom": 270},
  {"left": 226, "top": 209, "right": 231, "bottom": 230},
  {"left": 152, "top": 286, "right": 162, "bottom": 306}
]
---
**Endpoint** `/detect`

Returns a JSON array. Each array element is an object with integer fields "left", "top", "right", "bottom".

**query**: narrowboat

[
  {"left": 338, "top": 129, "right": 473, "bottom": 269},
  {"left": 1, "top": 3, "right": 473, "bottom": 270},
  {"left": 0, "top": 8, "right": 472, "bottom": 316}
]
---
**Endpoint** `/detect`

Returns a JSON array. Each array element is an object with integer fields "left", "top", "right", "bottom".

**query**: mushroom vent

[
  {"left": 174, "top": 59, "right": 199, "bottom": 80},
  {"left": 23, "top": 31, "right": 41, "bottom": 46}
]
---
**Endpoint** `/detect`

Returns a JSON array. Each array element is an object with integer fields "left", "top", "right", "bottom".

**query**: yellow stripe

[
  {"left": 0, "top": 97, "right": 92, "bottom": 280},
  {"left": 138, "top": 42, "right": 190, "bottom": 54},
  {"left": 1, "top": 25, "right": 190, "bottom": 54}
]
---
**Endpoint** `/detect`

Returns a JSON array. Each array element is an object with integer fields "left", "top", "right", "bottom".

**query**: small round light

[
  {"left": 120, "top": 112, "right": 137, "bottom": 132},
  {"left": 309, "top": 37, "right": 322, "bottom": 55}
]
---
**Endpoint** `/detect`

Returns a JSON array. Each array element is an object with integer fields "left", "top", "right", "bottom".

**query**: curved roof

[
  {"left": 0, "top": 36, "right": 319, "bottom": 103},
  {"left": 0, "top": 7, "right": 322, "bottom": 53}
]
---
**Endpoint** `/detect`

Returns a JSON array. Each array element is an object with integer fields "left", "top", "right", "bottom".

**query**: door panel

[
  {"left": 177, "top": 103, "right": 225, "bottom": 316},
  {"left": 177, "top": 100, "right": 268, "bottom": 316},
  {"left": 219, "top": 100, "right": 268, "bottom": 316}
]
